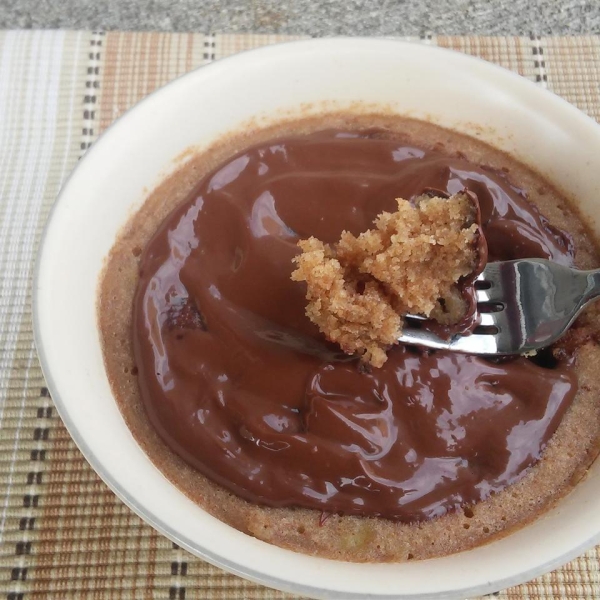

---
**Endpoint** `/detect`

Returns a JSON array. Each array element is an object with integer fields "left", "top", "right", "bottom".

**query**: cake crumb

[{"left": 292, "top": 193, "right": 481, "bottom": 366}]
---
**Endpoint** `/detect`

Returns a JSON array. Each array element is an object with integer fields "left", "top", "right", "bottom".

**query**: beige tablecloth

[{"left": 1, "top": 31, "right": 600, "bottom": 599}]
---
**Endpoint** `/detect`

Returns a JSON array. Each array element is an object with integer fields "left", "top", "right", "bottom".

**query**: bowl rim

[{"left": 33, "top": 36, "right": 600, "bottom": 600}]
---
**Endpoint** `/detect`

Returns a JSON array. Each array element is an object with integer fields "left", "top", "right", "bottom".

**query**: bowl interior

[{"left": 34, "top": 38, "right": 600, "bottom": 600}]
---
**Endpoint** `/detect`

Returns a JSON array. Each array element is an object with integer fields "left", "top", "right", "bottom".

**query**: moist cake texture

[
  {"left": 99, "top": 113, "right": 600, "bottom": 562},
  {"left": 292, "top": 193, "right": 484, "bottom": 367}
]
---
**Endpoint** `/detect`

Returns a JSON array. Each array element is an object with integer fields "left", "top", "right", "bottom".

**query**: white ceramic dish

[{"left": 34, "top": 38, "right": 600, "bottom": 599}]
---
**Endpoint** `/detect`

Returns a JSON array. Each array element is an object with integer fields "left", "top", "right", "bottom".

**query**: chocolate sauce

[{"left": 134, "top": 129, "right": 577, "bottom": 522}]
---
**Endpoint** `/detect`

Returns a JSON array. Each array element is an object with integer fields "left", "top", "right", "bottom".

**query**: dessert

[
  {"left": 99, "top": 113, "right": 600, "bottom": 562},
  {"left": 291, "top": 193, "right": 485, "bottom": 366}
]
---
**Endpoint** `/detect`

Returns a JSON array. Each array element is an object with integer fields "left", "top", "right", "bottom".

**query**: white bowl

[{"left": 34, "top": 38, "right": 600, "bottom": 599}]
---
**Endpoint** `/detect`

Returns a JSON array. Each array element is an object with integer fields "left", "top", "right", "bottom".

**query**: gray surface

[{"left": 1, "top": 0, "right": 599, "bottom": 35}]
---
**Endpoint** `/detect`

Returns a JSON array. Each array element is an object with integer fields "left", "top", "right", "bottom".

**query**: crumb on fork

[
  {"left": 292, "top": 193, "right": 481, "bottom": 367},
  {"left": 291, "top": 237, "right": 402, "bottom": 368}
]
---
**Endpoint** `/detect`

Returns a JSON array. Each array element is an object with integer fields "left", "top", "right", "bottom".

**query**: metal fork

[{"left": 399, "top": 259, "right": 600, "bottom": 355}]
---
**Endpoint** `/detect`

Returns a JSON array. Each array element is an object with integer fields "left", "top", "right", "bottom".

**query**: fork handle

[{"left": 583, "top": 269, "right": 600, "bottom": 303}]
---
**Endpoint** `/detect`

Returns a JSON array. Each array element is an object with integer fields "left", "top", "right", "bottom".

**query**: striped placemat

[{"left": 1, "top": 31, "right": 600, "bottom": 600}]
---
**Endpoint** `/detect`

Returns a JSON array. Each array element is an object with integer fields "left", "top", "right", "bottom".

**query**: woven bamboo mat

[{"left": 1, "top": 31, "right": 600, "bottom": 599}]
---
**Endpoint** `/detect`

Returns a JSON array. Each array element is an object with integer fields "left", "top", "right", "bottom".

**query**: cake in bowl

[{"left": 99, "top": 112, "right": 600, "bottom": 562}]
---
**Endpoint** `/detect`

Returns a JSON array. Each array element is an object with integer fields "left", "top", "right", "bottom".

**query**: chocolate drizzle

[{"left": 134, "top": 129, "right": 577, "bottom": 522}]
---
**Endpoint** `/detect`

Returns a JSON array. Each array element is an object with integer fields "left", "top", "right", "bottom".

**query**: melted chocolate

[{"left": 134, "top": 129, "right": 577, "bottom": 522}]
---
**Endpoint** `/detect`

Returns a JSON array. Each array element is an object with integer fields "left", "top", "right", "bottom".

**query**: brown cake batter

[
  {"left": 99, "top": 113, "right": 600, "bottom": 561},
  {"left": 292, "top": 192, "right": 485, "bottom": 367}
]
